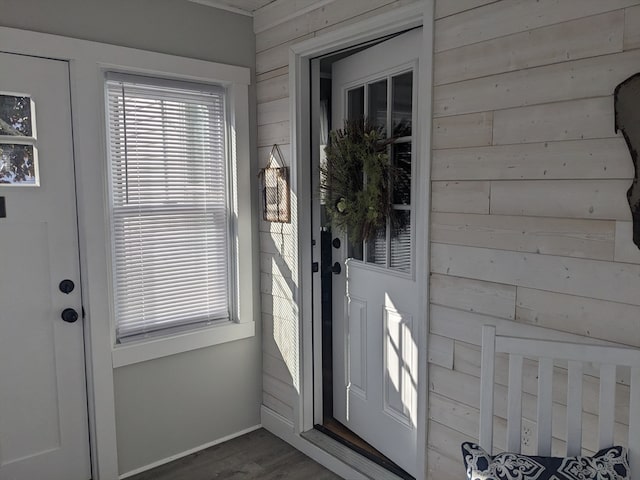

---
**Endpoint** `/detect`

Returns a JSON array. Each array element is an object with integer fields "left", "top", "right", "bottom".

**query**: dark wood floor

[{"left": 128, "top": 428, "right": 343, "bottom": 480}]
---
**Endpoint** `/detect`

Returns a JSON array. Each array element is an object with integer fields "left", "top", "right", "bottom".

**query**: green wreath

[{"left": 321, "top": 119, "right": 405, "bottom": 243}]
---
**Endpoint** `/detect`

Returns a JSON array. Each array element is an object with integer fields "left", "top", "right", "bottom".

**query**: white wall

[
  {"left": 0, "top": 1, "right": 262, "bottom": 475},
  {"left": 0, "top": 0, "right": 255, "bottom": 64},
  {"left": 113, "top": 341, "right": 261, "bottom": 473}
]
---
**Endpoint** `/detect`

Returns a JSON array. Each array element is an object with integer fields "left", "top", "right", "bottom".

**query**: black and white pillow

[{"left": 461, "top": 442, "right": 630, "bottom": 480}]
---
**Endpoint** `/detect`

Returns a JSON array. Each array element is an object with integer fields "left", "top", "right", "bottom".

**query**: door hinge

[{"left": 312, "top": 262, "right": 319, "bottom": 273}]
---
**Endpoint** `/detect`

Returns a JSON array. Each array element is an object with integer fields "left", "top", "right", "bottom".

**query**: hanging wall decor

[
  {"left": 320, "top": 118, "right": 406, "bottom": 244},
  {"left": 614, "top": 73, "right": 640, "bottom": 250},
  {"left": 0, "top": 93, "right": 39, "bottom": 186},
  {"left": 260, "top": 144, "right": 290, "bottom": 223}
]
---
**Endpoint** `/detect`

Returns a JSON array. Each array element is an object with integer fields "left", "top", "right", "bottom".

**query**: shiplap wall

[
  {"left": 429, "top": 0, "right": 640, "bottom": 478},
  {"left": 255, "top": 0, "right": 640, "bottom": 478}
]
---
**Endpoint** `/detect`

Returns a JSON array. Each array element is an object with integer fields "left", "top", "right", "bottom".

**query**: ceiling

[{"left": 188, "top": 0, "right": 275, "bottom": 16}]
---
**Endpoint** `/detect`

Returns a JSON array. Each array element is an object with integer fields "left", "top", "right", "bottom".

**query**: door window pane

[
  {"left": 392, "top": 72, "right": 412, "bottom": 137},
  {"left": 347, "top": 86, "right": 364, "bottom": 122},
  {"left": 341, "top": 71, "right": 414, "bottom": 271},
  {"left": 390, "top": 210, "right": 411, "bottom": 272},
  {"left": 392, "top": 142, "right": 411, "bottom": 205},
  {"left": 366, "top": 226, "right": 387, "bottom": 266},
  {"left": 368, "top": 79, "right": 387, "bottom": 133},
  {"left": 345, "top": 87, "right": 365, "bottom": 260},
  {"left": 348, "top": 234, "right": 364, "bottom": 261}
]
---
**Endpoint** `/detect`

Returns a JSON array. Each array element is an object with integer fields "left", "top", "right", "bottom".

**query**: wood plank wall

[
  {"left": 255, "top": 0, "right": 640, "bottom": 478},
  {"left": 429, "top": 1, "right": 640, "bottom": 478}
]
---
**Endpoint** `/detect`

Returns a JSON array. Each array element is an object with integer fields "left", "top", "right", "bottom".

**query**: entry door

[
  {"left": 0, "top": 52, "right": 91, "bottom": 479},
  {"left": 331, "top": 29, "right": 422, "bottom": 477}
]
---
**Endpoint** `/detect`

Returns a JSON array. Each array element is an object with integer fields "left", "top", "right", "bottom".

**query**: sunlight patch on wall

[{"left": 263, "top": 189, "right": 301, "bottom": 393}]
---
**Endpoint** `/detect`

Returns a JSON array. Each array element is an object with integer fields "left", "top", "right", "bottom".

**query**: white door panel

[
  {"left": 331, "top": 28, "right": 422, "bottom": 477},
  {"left": 0, "top": 52, "right": 90, "bottom": 480}
]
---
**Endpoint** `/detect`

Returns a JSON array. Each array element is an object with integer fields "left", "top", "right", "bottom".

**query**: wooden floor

[{"left": 128, "top": 428, "right": 343, "bottom": 480}]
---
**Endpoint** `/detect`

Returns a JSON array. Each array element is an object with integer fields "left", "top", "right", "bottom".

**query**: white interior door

[
  {"left": 331, "top": 29, "right": 422, "bottom": 477},
  {"left": 0, "top": 52, "right": 91, "bottom": 480}
]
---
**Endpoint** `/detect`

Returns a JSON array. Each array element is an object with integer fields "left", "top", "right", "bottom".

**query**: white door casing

[
  {"left": 0, "top": 53, "right": 91, "bottom": 480},
  {"left": 331, "top": 29, "right": 422, "bottom": 477}
]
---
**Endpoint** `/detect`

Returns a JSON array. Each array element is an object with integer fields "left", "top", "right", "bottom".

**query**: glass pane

[
  {"left": 347, "top": 87, "right": 364, "bottom": 122},
  {"left": 368, "top": 79, "right": 387, "bottom": 133},
  {"left": 0, "top": 144, "right": 38, "bottom": 185},
  {"left": 390, "top": 210, "right": 411, "bottom": 272},
  {"left": 0, "top": 95, "right": 33, "bottom": 137},
  {"left": 392, "top": 142, "right": 411, "bottom": 205},
  {"left": 366, "top": 226, "right": 387, "bottom": 266},
  {"left": 392, "top": 72, "right": 412, "bottom": 137},
  {"left": 107, "top": 78, "right": 229, "bottom": 341},
  {"left": 348, "top": 236, "right": 364, "bottom": 261}
]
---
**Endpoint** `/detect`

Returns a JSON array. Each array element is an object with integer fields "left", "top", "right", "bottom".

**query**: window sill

[{"left": 111, "top": 320, "right": 255, "bottom": 368}]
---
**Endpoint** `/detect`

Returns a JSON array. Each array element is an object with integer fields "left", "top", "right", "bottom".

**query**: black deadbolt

[
  {"left": 61, "top": 308, "right": 79, "bottom": 323},
  {"left": 59, "top": 279, "right": 75, "bottom": 294},
  {"left": 332, "top": 238, "right": 341, "bottom": 249},
  {"left": 331, "top": 262, "right": 342, "bottom": 275}
]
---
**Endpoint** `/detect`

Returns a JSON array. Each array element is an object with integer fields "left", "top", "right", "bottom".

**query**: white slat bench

[{"left": 479, "top": 325, "right": 640, "bottom": 475}]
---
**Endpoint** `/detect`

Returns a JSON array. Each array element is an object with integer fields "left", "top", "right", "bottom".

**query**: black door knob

[
  {"left": 61, "top": 308, "right": 79, "bottom": 323},
  {"left": 331, "top": 262, "right": 342, "bottom": 275},
  {"left": 59, "top": 279, "right": 75, "bottom": 294},
  {"left": 332, "top": 238, "right": 341, "bottom": 249}
]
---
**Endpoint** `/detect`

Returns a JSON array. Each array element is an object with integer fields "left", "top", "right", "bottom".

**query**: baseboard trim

[
  {"left": 262, "top": 406, "right": 379, "bottom": 480},
  {"left": 261, "top": 404, "right": 295, "bottom": 436},
  {"left": 118, "top": 423, "right": 262, "bottom": 479}
]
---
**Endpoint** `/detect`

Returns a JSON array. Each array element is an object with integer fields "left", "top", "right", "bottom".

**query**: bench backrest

[{"left": 480, "top": 325, "right": 640, "bottom": 475}]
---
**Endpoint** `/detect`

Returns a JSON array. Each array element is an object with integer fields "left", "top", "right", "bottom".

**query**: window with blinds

[{"left": 105, "top": 73, "right": 232, "bottom": 342}]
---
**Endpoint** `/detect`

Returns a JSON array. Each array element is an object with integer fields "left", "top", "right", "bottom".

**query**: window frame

[
  {"left": 105, "top": 71, "right": 254, "bottom": 368},
  {"left": 341, "top": 64, "right": 417, "bottom": 277}
]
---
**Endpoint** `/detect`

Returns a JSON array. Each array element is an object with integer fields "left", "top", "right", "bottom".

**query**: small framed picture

[
  {"left": 260, "top": 145, "right": 291, "bottom": 223},
  {"left": 0, "top": 144, "right": 39, "bottom": 186},
  {"left": 261, "top": 166, "right": 290, "bottom": 223},
  {"left": 0, "top": 93, "right": 39, "bottom": 186},
  {"left": 0, "top": 94, "right": 34, "bottom": 137}
]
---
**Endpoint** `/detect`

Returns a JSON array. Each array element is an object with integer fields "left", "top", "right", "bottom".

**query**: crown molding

[{"left": 187, "top": 0, "right": 253, "bottom": 17}]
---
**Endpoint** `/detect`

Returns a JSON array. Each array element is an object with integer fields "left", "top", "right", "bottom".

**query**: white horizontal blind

[{"left": 106, "top": 75, "right": 230, "bottom": 341}]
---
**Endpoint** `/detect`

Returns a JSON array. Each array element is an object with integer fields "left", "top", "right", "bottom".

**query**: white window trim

[
  {"left": 112, "top": 320, "right": 255, "bottom": 367},
  {"left": 0, "top": 25, "right": 256, "bottom": 480},
  {"left": 106, "top": 77, "right": 255, "bottom": 363}
]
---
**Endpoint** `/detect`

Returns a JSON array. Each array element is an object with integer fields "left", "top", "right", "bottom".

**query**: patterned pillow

[{"left": 461, "top": 442, "right": 630, "bottom": 480}]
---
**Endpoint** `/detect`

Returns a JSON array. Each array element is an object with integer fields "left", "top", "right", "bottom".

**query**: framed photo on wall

[{"left": 0, "top": 93, "right": 39, "bottom": 186}]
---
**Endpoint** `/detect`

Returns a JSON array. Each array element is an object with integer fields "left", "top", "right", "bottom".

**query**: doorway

[
  {"left": 309, "top": 28, "right": 424, "bottom": 479},
  {"left": 0, "top": 52, "right": 91, "bottom": 479}
]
